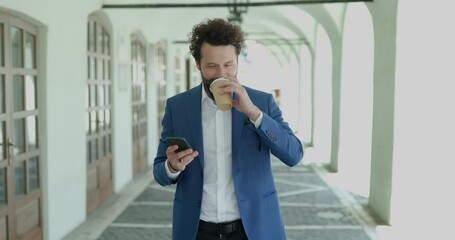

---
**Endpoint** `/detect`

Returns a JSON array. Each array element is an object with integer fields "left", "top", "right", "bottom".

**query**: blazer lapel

[
  {"left": 232, "top": 89, "right": 258, "bottom": 162},
  {"left": 185, "top": 85, "right": 204, "bottom": 168},
  {"left": 232, "top": 103, "right": 246, "bottom": 162}
]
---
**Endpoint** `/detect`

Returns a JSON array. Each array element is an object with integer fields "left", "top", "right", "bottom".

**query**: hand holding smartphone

[{"left": 166, "top": 137, "right": 192, "bottom": 153}]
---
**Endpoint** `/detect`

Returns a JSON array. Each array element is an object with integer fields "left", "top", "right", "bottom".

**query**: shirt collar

[
  {"left": 201, "top": 84, "right": 218, "bottom": 108},
  {"left": 201, "top": 84, "right": 209, "bottom": 103}
]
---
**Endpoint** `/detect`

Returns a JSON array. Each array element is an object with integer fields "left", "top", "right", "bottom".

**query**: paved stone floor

[{"left": 66, "top": 158, "right": 379, "bottom": 240}]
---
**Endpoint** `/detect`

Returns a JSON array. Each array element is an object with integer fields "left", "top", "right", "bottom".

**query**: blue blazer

[{"left": 154, "top": 84, "right": 304, "bottom": 240}]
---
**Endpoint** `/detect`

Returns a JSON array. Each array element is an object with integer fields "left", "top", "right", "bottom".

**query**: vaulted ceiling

[{"left": 101, "top": 0, "right": 369, "bottom": 58}]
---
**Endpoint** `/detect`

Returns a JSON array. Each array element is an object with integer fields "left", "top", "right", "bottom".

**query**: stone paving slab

[
  {"left": 135, "top": 186, "right": 175, "bottom": 202},
  {"left": 113, "top": 205, "right": 173, "bottom": 224},
  {"left": 286, "top": 229, "right": 371, "bottom": 240},
  {"left": 282, "top": 206, "right": 357, "bottom": 226},
  {"left": 97, "top": 164, "right": 377, "bottom": 240},
  {"left": 98, "top": 227, "right": 172, "bottom": 240}
]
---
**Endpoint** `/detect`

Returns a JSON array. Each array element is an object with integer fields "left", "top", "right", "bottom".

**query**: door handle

[{"left": 6, "top": 138, "right": 14, "bottom": 166}]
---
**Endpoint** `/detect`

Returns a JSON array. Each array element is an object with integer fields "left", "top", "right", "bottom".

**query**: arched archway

[
  {"left": 309, "top": 24, "right": 333, "bottom": 164},
  {"left": 337, "top": 3, "right": 374, "bottom": 198}
]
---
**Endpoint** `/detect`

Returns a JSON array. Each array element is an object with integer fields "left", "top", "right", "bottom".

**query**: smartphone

[{"left": 166, "top": 137, "right": 192, "bottom": 153}]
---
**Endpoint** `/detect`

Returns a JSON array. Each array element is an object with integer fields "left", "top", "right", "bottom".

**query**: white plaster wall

[
  {"left": 388, "top": 1, "right": 455, "bottom": 239},
  {"left": 44, "top": 19, "right": 87, "bottom": 238}
]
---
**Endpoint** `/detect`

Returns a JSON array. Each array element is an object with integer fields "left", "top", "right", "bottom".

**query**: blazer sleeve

[
  {"left": 153, "top": 98, "right": 181, "bottom": 186},
  {"left": 256, "top": 93, "right": 304, "bottom": 167}
]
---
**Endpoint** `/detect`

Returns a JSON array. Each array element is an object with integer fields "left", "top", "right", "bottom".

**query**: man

[{"left": 154, "top": 18, "right": 303, "bottom": 240}]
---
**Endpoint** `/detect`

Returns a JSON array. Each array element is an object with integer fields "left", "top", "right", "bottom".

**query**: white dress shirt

[
  {"left": 199, "top": 88, "right": 239, "bottom": 223},
  {"left": 165, "top": 85, "right": 263, "bottom": 223}
]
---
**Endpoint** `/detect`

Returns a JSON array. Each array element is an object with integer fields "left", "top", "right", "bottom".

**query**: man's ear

[{"left": 196, "top": 61, "right": 201, "bottom": 70}]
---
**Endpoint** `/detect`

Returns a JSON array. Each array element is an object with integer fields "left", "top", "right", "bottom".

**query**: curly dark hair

[{"left": 189, "top": 18, "right": 246, "bottom": 62}]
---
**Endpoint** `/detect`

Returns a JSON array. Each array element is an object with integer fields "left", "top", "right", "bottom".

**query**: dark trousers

[{"left": 196, "top": 220, "right": 248, "bottom": 240}]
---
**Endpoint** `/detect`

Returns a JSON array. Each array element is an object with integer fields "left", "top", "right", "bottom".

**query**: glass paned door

[
  {"left": 0, "top": 19, "right": 6, "bottom": 239},
  {"left": 155, "top": 44, "right": 166, "bottom": 140},
  {"left": 0, "top": 12, "right": 43, "bottom": 240},
  {"left": 86, "top": 14, "right": 113, "bottom": 214},
  {"left": 131, "top": 35, "right": 148, "bottom": 175}
]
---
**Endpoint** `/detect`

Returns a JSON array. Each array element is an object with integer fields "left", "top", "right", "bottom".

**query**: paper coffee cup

[{"left": 209, "top": 78, "right": 232, "bottom": 111}]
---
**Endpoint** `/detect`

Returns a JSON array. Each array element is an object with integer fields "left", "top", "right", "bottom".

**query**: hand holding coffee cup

[{"left": 209, "top": 78, "right": 232, "bottom": 111}]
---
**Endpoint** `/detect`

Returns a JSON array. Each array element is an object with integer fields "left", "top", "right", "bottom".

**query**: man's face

[{"left": 196, "top": 42, "right": 238, "bottom": 96}]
